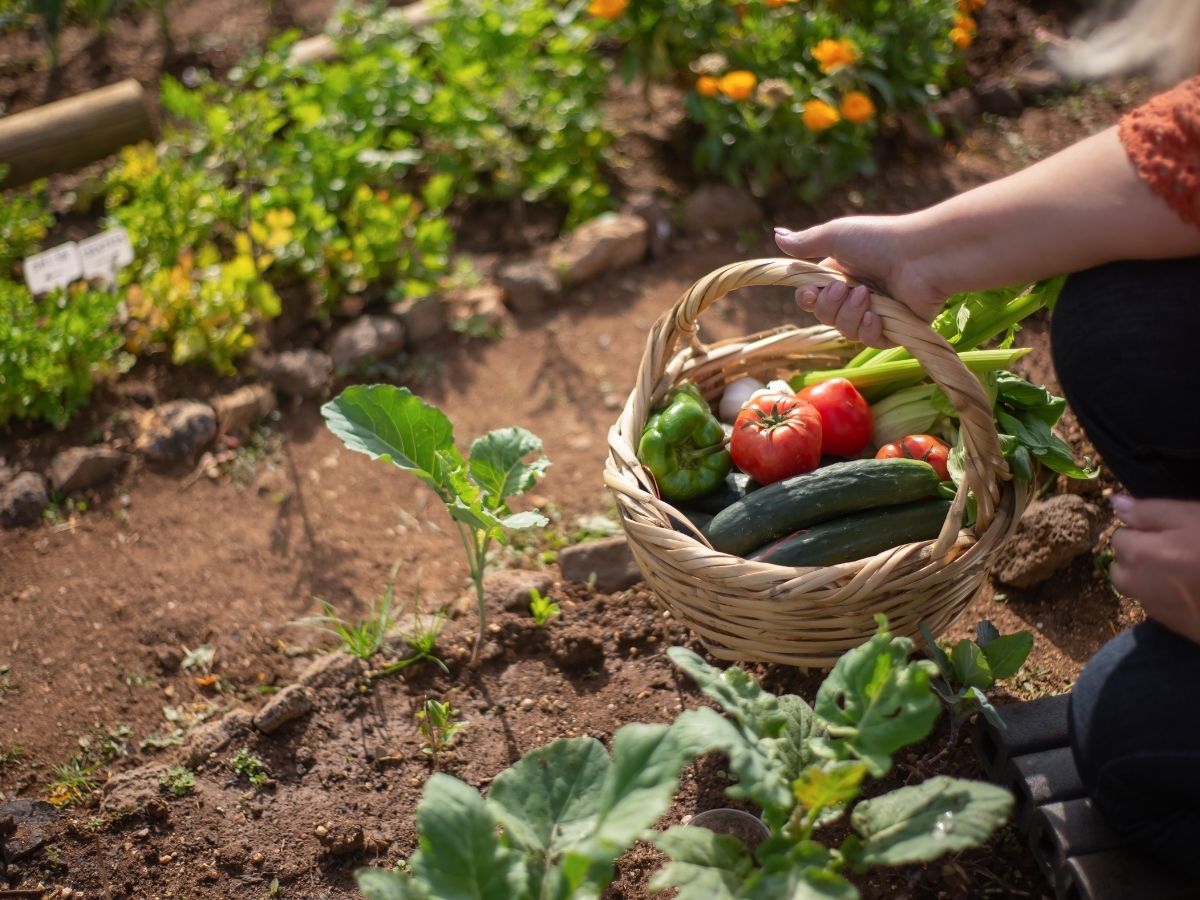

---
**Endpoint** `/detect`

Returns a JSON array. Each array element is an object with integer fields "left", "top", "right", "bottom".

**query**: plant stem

[{"left": 456, "top": 522, "right": 491, "bottom": 660}]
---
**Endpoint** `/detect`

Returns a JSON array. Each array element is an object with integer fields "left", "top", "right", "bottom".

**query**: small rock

[
  {"left": 184, "top": 708, "right": 254, "bottom": 767},
  {"left": 328, "top": 314, "right": 407, "bottom": 372},
  {"left": 558, "top": 536, "right": 642, "bottom": 594},
  {"left": 47, "top": 446, "right": 130, "bottom": 493},
  {"left": 994, "top": 494, "right": 1101, "bottom": 589},
  {"left": 391, "top": 294, "right": 447, "bottom": 344},
  {"left": 681, "top": 184, "right": 761, "bottom": 233},
  {"left": 520, "top": 697, "right": 535, "bottom": 711},
  {"left": 0, "top": 472, "right": 48, "bottom": 528},
  {"left": 975, "top": 77, "right": 1023, "bottom": 117},
  {"left": 211, "top": 385, "right": 276, "bottom": 437},
  {"left": 550, "top": 213, "right": 648, "bottom": 287},
  {"left": 495, "top": 257, "right": 560, "bottom": 314},
  {"left": 135, "top": 400, "right": 217, "bottom": 462},
  {"left": 550, "top": 628, "right": 605, "bottom": 673},
  {"left": 0, "top": 800, "right": 59, "bottom": 862},
  {"left": 253, "top": 684, "right": 314, "bottom": 734},
  {"left": 317, "top": 822, "right": 364, "bottom": 857},
  {"left": 102, "top": 765, "right": 173, "bottom": 815},
  {"left": 450, "top": 283, "right": 512, "bottom": 336},
  {"left": 260, "top": 349, "right": 333, "bottom": 399}
]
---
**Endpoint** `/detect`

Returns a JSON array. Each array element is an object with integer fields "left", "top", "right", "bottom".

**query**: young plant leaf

[
  {"left": 850, "top": 775, "right": 1013, "bottom": 867},
  {"left": 671, "top": 708, "right": 791, "bottom": 812},
  {"left": 949, "top": 640, "right": 993, "bottom": 692},
  {"left": 322, "top": 385, "right": 465, "bottom": 500},
  {"left": 743, "top": 845, "right": 856, "bottom": 900},
  {"left": 975, "top": 620, "right": 1000, "bottom": 648},
  {"left": 667, "top": 647, "right": 788, "bottom": 738},
  {"left": 410, "top": 773, "right": 529, "bottom": 899},
  {"left": 468, "top": 427, "right": 550, "bottom": 506},
  {"left": 357, "top": 869, "right": 425, "bottom": 900},
  {"left": 486, "top": 737, "right": 608, "bottom": 854},
  {"left": 980, "top": 631, "right": 1033, "bottom": 681},
  {"left": 811, "top": 620, "right": 941, "bottom": 777},
  {"left": 966, "top": 687, "right": 1005, "bottom": 730},
  {"left": 792, "top": 760, "right": 869, "bottom": 828},
  {"left": 918, "top": 624, "right": 953, "bottom": 682},
  {"left": 648, "top": 825, "right": 751, "bottom": 899}
]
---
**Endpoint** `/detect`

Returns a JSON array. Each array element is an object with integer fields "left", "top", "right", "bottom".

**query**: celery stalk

[{"left": 790, "top": 348, "right": 1031, "bottom": 391}]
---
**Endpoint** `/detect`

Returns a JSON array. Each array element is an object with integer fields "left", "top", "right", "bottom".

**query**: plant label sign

[
  {"left": 23, "top": 242, "right": 83, "bottom": 294},
  {"left": 79, "top": 228, "right": 135, "bottom": 284}
]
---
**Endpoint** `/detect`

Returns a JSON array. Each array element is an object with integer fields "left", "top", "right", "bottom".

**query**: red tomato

[
  {"left": 796, "top": 378, "right": 873, "bottom": 457},
  {"left": 730, "top": 392, "right": 823, "bottom": 484},
  {"left": 875, "top": 434, "right": 951, "bottom": 480}
]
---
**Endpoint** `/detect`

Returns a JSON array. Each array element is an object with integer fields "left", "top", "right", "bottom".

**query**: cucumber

[
  {"left": 749, "top": 499, "right": 952, "bottom": 567},
  {"left": 704, "top": 458, "right": 940, "bottom": 557},
  {"left": 681, "top": 471, "right": 761, "bottom": 515}
]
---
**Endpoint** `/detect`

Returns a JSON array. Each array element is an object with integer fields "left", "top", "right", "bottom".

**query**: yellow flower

[
  {"left": 950, "top": 24, "right": 973, "bottom": 48},
  {"left": 719, "top": 70, "right": 758, "bottom": 101},
  {"left": 696, "top": 75, "right": 720, "bottom": 98},
  {"left": 587, "top": 0, "right": 627, "bottom": 20},
  {"left": 839, "top": 90, "right": 875, "bottom": 124},
  {"left": 802, "top": 99, "right": 840, "bottom": 131},
  {"left": 811, "top": 38, "right": 859, "bottom": 74}
]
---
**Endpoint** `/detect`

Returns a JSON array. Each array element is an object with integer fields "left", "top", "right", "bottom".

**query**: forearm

[{"left": 906, "top": 127, "right": 1200, "bottom": 295}]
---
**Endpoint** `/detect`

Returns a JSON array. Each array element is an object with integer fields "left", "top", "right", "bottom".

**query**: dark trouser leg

[{"left": 1051, "top": 258, "right": 1200, "bottom": 875}]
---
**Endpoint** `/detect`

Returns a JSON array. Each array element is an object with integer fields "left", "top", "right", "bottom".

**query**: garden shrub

[{"left": 0, "top": 281, "right": 126, "bottom": 428}]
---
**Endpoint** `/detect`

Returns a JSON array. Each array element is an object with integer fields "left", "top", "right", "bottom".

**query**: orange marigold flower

[
  {"left": 587, "top": 0, "right": 627, "bottom": 20},
  {"left": 958, "top": 0, "right": 985, "bottom": 10},
  {"left": 802, "top": 99, "right": 840, "bottom": 131},
  {"left": 765, "top": 0, "right": 795, "bottom": 8},
  {"left": 811, "top": 38, "right": 860, "bottom": 74},
  {"left": 696, "top": 75, "right": 720, "bottom": 98},
  {"left": 839, "top": 90, "right": 876, "bottom": 124},
  {"left": 954, "top": 12, "right": 976, "bottom": 29},
  {"left": 719, "top": 70, "right": 758, "bottom": 101},
  {"left": 950, "top": 25, "right": 973, "bottom": 48}
]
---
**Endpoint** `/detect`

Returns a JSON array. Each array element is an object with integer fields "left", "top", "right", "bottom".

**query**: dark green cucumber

[
  {"left": 749, "top": 499, "right": 952, "bottom": 567},
  {"left": 704, "top": 458, "right": 940, "bottom": 557},
  {"left": 682, "top": 471, "right": 761, "bottom": 515}
]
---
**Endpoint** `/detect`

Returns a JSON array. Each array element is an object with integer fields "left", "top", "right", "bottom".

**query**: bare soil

[{"left": 0, "top": 1, "right": 1155, "bottom": 897}]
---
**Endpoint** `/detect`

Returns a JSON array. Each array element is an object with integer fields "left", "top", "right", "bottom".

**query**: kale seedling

[
  {"left": 528, "top": 587, "right": 560, "bottom": 627},
  {"left": 417, "top": 699, "right": 463, "bottom": 769}
]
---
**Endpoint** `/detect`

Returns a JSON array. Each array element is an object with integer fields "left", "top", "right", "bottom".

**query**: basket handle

[{"left": 634, "top": 257, "right": 1007, "bottom": 554}]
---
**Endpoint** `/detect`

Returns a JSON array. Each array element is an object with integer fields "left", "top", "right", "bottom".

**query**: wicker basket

[{"left": 604, "top": 258, "right": 1028, "bottom": 667}]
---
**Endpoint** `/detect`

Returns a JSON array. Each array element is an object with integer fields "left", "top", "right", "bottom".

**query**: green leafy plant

[
  {"left": 0, "top": 170, "right": 51, "bottom": 278},
  {"left": 231, "top": 747, "right": 269, "bottom": 791},
  {"left": 416, "top": 698, "right": 464, "bottom": 769},
  {"left": 357, "top": 619, "right": 1013, "bottom": 898},
  {"left": 373, "top": 598, "right": 450, "bottom": 678},
  {"left": 0, "top": 744, "right": 25, "bottom": 767},
  {"left": 528, "top": 587, "right": 561, "bottom": 627},
  {"left": 921, "top": 620, "right": 1033, "bottom": 741},
  {"left": 322, "top": 385, "right": 550, "bottom": 655},
  {"left": 48, "top": 757, "right": 102, "bottom": 808},
  {"left": 0, "top": 281, "right": 127, "bottom": 428},
  {"left": 159, "top": 765, "right": 197, "bottom": 797},
  {"left": 296, "top": 576, "right": 404, "bottom": 661}
]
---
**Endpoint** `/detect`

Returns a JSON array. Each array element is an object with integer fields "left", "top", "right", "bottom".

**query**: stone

[
  {"left": 211, "top": 385, "right": 276, "bottom": 437},
  {"left": 558, "top": 536, "right": 643, "bottom": 594},
  {"left": 681, "top": 184, "right": 761, "bottom": 233},
  {"left": 135, "top": 400, "right": 217, "bottom": 462},
  {"left": 994, "top": 494, "right": 1100, "bottom": 589},
  {"left": 101, "top": 764, "right": 173, "bottom": 815},
  {"left": 183, "top": 708, "right": 253, "bottom": 767},
  {"left": 47, "top": 447, "right": 130, "bottom": 493},
  {"left": 328, "top": 314, "right": 407, "bottom": 372},
  {"left": 450, "top": 283, "right": 512, "bottom": 337},
  {"left": 252, "top": 684, "right": 314, "bottom": 734},
  {"left": 495, "top": 257, "right": 560, "bottom": 314},
  {"left": 0, "top": 799, "right": 58, "bottom": 862},
  {"left": 455, "top": 569, "right": 555, "bottom": 616},
  {"left": 316, "top": 822, "right": 364, "bottom": 857},
  {"left": 550, "top": 212, "right": 648, "bottom": 287},
  {"left": 260, "top": 349, "right": 332, "bottom": 399},
  {"left": 975, "top": 76, "right": 1024, "bottom": 117},
  {"left": 0, "top": 472, "right": 48, "bottom": 528},
  {"left": 391, "top": 294, "right": 448, "bottom": 344},
  {"left": 550, "top": 628, "right": 605, "bottom": 673}
]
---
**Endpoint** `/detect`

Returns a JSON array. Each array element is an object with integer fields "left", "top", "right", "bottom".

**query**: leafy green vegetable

[{"left": 920, "top": 620, "right": 1033, "bottom": 737}]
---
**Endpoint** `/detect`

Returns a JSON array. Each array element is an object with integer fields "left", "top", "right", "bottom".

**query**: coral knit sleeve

[{"left": 1118, "top": 75, "right": 1200, "bottom": 230}]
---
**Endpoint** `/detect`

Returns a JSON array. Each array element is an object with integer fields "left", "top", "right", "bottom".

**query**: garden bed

[{"left": 0, "top": 0, "right": 1155, "bottom": 896}]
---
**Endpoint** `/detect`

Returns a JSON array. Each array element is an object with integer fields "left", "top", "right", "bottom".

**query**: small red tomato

[
  {"left": 876, "top": 434, "right": 951, "bottom": 480},
  {"left": 730, "top": 392, "right": 823, "bottom": 484},
  {"left": 796, "top": 378, "right": 873, "bottom": 457}
]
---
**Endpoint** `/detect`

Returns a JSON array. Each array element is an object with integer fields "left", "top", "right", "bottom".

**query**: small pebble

[
  {"left": 520, "top": 697, "right": 535, "bottom": 711},
  {"left": 158, "top": 854, "right": 172, "bottom": 865},
  {"left": 315, "top": 824, "right": 329, "bottom": 838}
]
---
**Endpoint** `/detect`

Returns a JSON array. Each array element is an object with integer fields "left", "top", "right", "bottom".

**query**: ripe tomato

[
  {"left": 796, "top": 378, "right": 873, "bottom": 457},
  {"left": 875, "top": 434, "right": 951, "bottom": 480},
  {"left": 730, "top": 392, "right": 823, "bottom": 484}
]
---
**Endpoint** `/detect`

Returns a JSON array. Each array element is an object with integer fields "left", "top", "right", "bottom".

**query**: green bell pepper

[{"left": 637, "top": 383, "right": 732, "bottom": 501}]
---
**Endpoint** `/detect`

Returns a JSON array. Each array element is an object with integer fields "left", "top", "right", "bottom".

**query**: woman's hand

[
  {"left": 774, "top": 215, "right": 949, "bottom": 347},
  {"left": 1111, "top": 495, "right": 1200, "bottom": 645}
]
